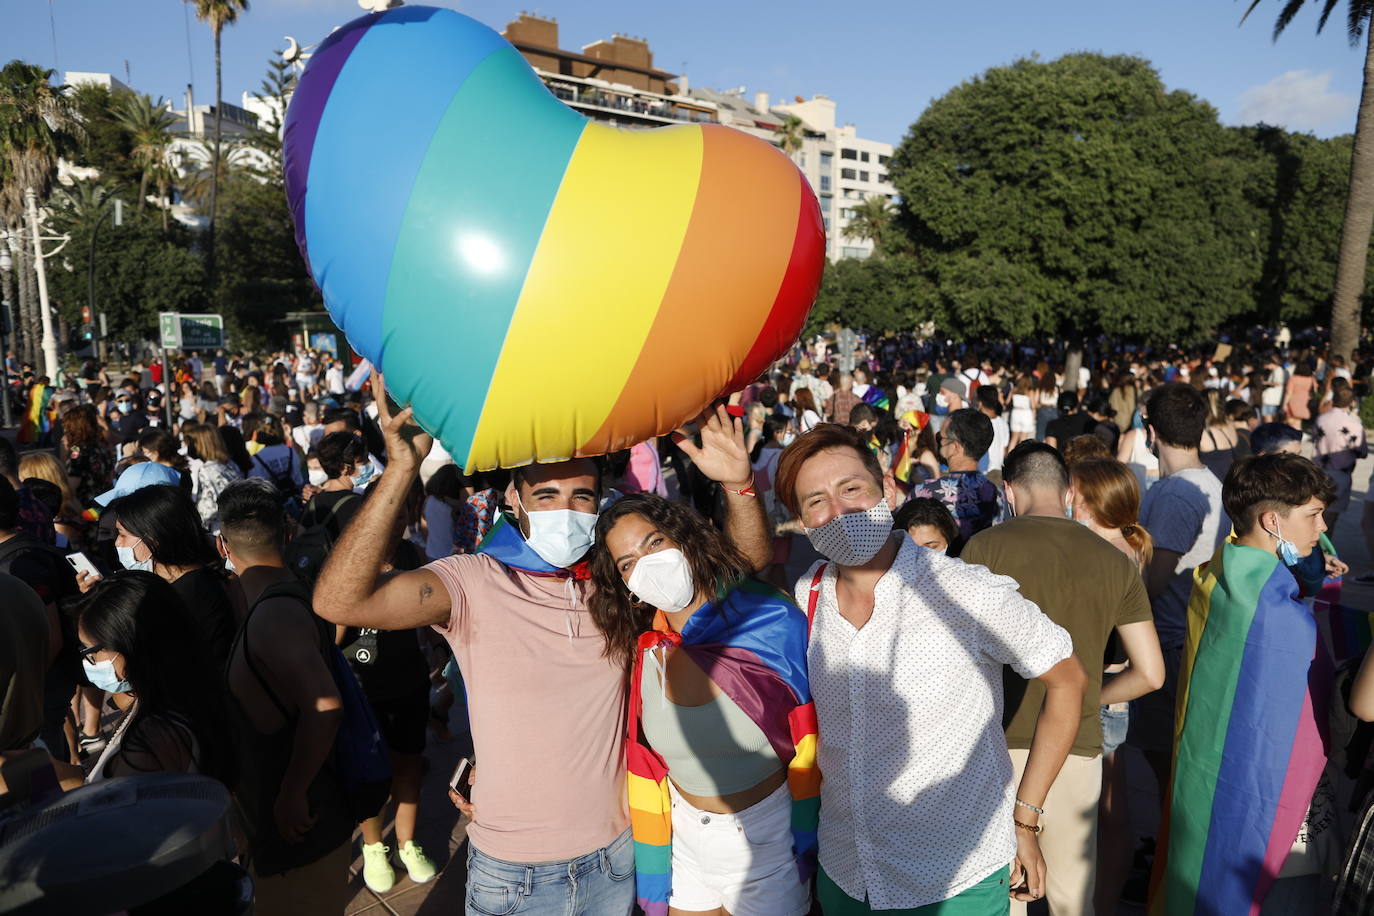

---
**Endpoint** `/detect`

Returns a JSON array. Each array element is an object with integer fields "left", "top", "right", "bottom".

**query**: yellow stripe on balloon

[{"left": 467, "top": 122, "right": 704, "bottom": 469}]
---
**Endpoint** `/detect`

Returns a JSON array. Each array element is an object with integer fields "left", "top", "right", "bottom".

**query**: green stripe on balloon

[{"left": 380, "top": 46, "right": 587, "bottom": 462}]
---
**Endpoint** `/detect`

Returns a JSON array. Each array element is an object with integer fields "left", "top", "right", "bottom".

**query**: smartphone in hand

[
  {"left": 449, "top": 757, "right": 474, "bottom": 803},
  {"left": 64, "top": 552, "right": 101, "bottom": 580}
]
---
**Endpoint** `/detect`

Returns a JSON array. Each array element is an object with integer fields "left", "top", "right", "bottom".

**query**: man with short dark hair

[
  {"left": 1128, "top": 383, "right": 1230, "bottom": 803},
  {"left": 962, "top": 443, "right": 1163, "bottom": 916},
  {"left": 910, "top": 407, "right": 1006, "bottom": 553},
  {"left": 218, "top": 478, "right": 353, "bottom": 914},
  {"left": 1044, "top": 392, "right": 1094, "bottom": 449},
  {"left": 1314, "top": 385, "right": 1366, "bottom": 532}
]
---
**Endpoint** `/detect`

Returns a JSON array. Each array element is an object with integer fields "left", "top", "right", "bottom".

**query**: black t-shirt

[
  {"left": 341, "top": 540, "right": 429, "bottom": 701},
  {"left": 170, "top": 566, "right": 238, "bottom": 671},
  {"left": 1092, "top": 420, "right": 1121, "bottom": 454},
  {"left": 1045, "top": 411, "right": 1096, "bottom": 445},
  {"left": 110, "top": 409, "right": 148, "bottom": 440}
]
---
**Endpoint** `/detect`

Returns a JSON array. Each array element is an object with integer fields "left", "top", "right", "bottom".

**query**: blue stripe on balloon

[
  {"left": 380, "top": 46, "right": 586, "bottom": 466},
  {"left": 303, "top": 6, "right": 507, "bottom": 363}
]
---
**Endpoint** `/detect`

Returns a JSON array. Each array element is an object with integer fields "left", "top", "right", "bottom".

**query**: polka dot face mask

[{"left": 804, "top": 500, "right": 894, "bottom": 567}]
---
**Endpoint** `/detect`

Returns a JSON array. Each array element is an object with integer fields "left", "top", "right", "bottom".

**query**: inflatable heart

[{"left": 284, "top": 6, "right": 824, "bottom": 472}]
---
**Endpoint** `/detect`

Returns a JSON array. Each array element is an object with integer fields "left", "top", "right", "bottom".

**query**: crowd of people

[{"left": 2, "top": 332, "right": 1374, "bottom": 916}]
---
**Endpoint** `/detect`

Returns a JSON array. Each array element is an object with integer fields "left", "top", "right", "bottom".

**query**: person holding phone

[{"left": 589, "top": 493, "right": 817, "bottom": 916}]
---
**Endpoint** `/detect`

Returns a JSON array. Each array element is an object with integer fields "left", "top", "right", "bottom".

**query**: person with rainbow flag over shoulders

[
  {"left": 589, "top": 492, "right": 817, "bottom": 916},
  {"left": 1150, "top": 452, "right": 1337, "bottom": 915}
]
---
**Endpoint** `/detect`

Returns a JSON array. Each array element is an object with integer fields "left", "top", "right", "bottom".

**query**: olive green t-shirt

[{"left": 961, "top": 515, "right": 1152, "bottom": 756}]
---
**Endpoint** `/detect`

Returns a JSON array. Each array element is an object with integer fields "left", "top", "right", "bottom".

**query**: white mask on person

[
  {"left": 516, "top": 495, "right": 597, "bottom": 569},
  {"left": 804, "top": 501, "right": 894, "bottom": 567},
  {"left": 116, "top": 543, "right": 154, "bottom": 573},
  {"left": 627, "top": 548, "right": 696, "bottom": 612},
  {"left": 351, "top": 462, "right": 378, "bottom": 489},
  {"left": 308, "top": 468, "right": 329, "bottom": 487}
]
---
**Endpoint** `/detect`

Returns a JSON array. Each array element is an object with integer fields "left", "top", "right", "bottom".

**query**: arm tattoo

[{"left": 420, "top": 582, "right": 433, "bottom": 602}]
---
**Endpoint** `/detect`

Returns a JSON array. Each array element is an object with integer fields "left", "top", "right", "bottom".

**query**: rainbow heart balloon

[{"left": 284, "top": 6, "right": 823, "bottom": 471}]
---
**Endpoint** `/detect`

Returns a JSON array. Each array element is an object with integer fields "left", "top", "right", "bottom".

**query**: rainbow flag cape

[
  {"left": 627, "top": 578, "right": 820, "bottom": 916},
  {"left": 1150, "top": 541, "right": 1331, "bottom": 916},
  {"left": 17, "top": 383, "right": 50, "bottom": 445},
  {"left": 860, "top": 385, "right": 890, "bottom": 410}
]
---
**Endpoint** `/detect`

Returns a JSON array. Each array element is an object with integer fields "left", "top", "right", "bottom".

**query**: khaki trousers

[{"left": 1008, "top": 749, "right": 1102, "bottom": 916}]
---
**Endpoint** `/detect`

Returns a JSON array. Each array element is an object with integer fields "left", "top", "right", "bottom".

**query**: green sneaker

[
  {"left": 398, "top": 841, "right": 437, "bottom": 884},
  {"left": 361, "top": 842, "right": 395, "bottom": 894}
]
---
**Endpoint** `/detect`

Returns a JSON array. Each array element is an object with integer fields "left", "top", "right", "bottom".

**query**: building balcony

[{"left": 539, "top": 73, "right": 718, "bottom": 126}]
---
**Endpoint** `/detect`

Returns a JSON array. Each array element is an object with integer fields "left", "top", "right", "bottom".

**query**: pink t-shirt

[{"left": 426, "top": 554, "right": 629, "bottom": 862}]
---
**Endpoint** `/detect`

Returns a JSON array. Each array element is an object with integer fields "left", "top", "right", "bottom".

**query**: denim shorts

[
  {"left": 1100, "top": 703, "right": 1130, "bottom": 758},
  {"left": 465, "top": 828, "right": 634, "bottom": 916}
]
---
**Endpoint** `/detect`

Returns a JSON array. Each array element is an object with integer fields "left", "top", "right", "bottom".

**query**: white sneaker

[{"left": 361, "top": 842, "right": 395, "bottom": 894}]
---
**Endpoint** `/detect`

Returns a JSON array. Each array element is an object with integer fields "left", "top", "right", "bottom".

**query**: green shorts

[{"left": 817, "top": 865, "right": 1010, "bottom": 914}]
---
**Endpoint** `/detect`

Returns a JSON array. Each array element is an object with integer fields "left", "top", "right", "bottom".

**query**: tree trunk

[
  {"left": 1330, "top": 26, "right": 1374, "bottom": 361},
  {"left": 16, "top": 244, "right": 37, "bottom": 367},
  {"left": 207, "top": 29, "right": 222, "bottom": 293},
  {"left": 0, "top": 228, "right": 15, "bottom": 363},
  {"left": 1063, "top": 344, "right": 1084, "bottom": 393},
  {"left": 137, "top": 170, "right": 148, "bottom": 214}
]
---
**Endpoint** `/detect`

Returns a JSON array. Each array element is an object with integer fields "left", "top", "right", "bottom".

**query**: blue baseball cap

[{"left": 95, "top": 462, "right": 182, "bottom": 506}]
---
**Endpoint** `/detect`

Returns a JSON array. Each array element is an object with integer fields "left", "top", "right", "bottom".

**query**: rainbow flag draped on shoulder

[
  {"left": 1150, "top": 540, "right": 1331, "bottom": 916},
  {"left": 627, "top": 577, "right": 820, "bottom": 916}
]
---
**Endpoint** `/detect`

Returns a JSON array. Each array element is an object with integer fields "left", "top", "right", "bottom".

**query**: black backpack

[
  {"left": 284, "top": 493, "right": 359, "bottom": 584},
  {"left": 252, "top": 452, "right": 303, "bottom": 519}
]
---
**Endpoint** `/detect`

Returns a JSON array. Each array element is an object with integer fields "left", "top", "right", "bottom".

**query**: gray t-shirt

[{"left": 1140, "top": 466, "right": 1229, "bottom": 650}]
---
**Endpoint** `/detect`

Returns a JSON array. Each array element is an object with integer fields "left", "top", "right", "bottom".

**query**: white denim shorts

[{"left": 667, "top": 780, "right": 810, "bottom": 916}]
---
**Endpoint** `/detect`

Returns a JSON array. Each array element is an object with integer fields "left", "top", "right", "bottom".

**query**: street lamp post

[{"left": 25, "top": 187, "right": 71, "bottom": 383}]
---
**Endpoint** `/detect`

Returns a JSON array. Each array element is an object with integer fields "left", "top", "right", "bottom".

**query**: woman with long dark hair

[
  {"left": 588, "top": 493, "right": 817, "bottom": 916},
  {"left": 62, "top": 403, "right": 114, "bottom": 509},
  {"left": 78, "top": 570, "right": 234, "bottom": 785},
  {"left": 106, "top": 484, "right": 239, "bottom": 669}
]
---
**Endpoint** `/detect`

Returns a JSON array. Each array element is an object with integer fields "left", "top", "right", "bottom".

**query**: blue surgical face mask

[
  {"left": 517, "top": 495, "right": 597, "bottom": 569},
  {"left": 116, "top": 401, "right": 132, "bottom": 414},
  {"left": 1272, "top": 519, "right": 1302, "bottom": 566},
  {"left": 351, "top": 461, "right": 377, "bottom": 489},
  {"left": 83, "top": 657, "right": 132, "bottom": 694},
  {"left": 116, "top": 542, "right": 154, "bottom": 573}
]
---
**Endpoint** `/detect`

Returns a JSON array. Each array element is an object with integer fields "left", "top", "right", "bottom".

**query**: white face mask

[
  {"left": 308, "top": 468, "right": 329, "bottom": 487},
  {"left": 517, "top": 495, "right": 597, "bottom": 569},
  {"left": 116, "top": 542, "right": 154, "bottom": 573},
  {"left": 805, "top": 500, "right": 894, "bottom": 567},
  {"left": 627, "top": 548, "right": 697, "bottom": 613}
]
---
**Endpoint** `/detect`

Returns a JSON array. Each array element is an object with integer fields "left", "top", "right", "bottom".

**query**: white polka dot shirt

[{"left": 796, "top": 534, "right": 1073, "bottom": 909}]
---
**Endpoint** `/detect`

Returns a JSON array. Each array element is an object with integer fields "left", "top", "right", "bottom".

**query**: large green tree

[
  {"left": 1243, "top": 0, "right": 1374, "bottom": 360},
  {"left": 889, "top": 53, "right": 1263, "bottom": 342}
]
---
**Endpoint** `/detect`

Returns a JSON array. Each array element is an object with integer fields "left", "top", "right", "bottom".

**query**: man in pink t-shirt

[{"left": 316, "top": 382, "right": 769, "bottom": 915}]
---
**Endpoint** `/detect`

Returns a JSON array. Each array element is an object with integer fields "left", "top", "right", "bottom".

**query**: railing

[{"left": 545, "top": 82, "right": 718, "bottom": 124}]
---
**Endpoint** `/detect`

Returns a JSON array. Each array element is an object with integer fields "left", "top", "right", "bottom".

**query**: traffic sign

[{"left": 158, "top": 313, "right": 223, "bottom": 350}]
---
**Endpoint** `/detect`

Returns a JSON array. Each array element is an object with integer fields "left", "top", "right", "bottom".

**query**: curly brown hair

[
  {"left": 588, "top": 493, "right": 753, "bottom": 670},
  {"left": 62, "top": 403, "right": 102, "bottom": 450}
]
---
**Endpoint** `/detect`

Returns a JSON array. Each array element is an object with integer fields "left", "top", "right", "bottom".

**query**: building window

[
  {"left": 824, "top": 216, "right": 832, "bottom": 233},
  {"left": 820, "top": 151, "right": 833, "bottom": 168},
  {"left": 860, "top": 151, "right": 870, "bottom": 162},
  {"left": 859, "top": 171, "right": 870, "bottom": 182},
  {"left": 841, "top": 148, "right": 858, "bottom": 160},
  {"left": 800, "top": 152, "right": 807, "bottom": 167},
  {"left": 819, "top": 194, "right": 832, "bottom": 211},
  {"left": 841, "top": 168, "right": 856, "bottom": 180},
  {"left": 878, "top": 173, "right": 888, "bottom": 184},
  {"left": 842, "top": 246, "right": 870, "bottom": 259},
  {"left": 879, "top": 154, "right": 890, "bottom": 166},
  {"left": 820, "top": 175, "right": 831, "bottom": 191}
]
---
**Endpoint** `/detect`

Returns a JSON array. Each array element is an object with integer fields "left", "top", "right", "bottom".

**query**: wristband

[
  {"left": 1013, "top": 818, "right": 1043, "bottom": 835},
  {"left": 1015, "top": 798, "right": 1045, "bottom": 816},
  {"left": 722, "top": 476, "right": 756, "bottom": 497}
]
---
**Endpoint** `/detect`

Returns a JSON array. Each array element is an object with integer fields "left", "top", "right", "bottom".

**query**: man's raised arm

[{"left": 314, "top": 374, "right": 450, "bottom": 630}]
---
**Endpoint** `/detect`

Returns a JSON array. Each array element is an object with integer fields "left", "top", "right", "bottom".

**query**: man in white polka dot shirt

[{"left": 775, "top": 424, "right": 1086, "bottom": 915}]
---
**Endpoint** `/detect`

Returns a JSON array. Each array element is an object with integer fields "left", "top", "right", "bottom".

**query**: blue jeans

[{"left": 465, "top": 828, "right": 635, "bottom": 916}]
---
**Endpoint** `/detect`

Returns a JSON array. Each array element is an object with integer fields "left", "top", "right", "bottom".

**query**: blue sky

[{"left": 3, "top": 0, "right": 1367, "bottom": 146}]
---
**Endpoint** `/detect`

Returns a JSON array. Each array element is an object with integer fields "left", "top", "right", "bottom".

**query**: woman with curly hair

[
  {"left": 61, "top": 403, "right": 115, "bottom": 509},
  {"left": 588, "top": 493, "right": 817, "bottom": 916}
]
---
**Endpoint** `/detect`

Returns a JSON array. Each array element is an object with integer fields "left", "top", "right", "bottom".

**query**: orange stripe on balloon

[
  {"left": 577, "top": 125, "right": 801, "bottom": 456},
  {"left": 719, "top": 172, "right": 826, "bottom": 395}
]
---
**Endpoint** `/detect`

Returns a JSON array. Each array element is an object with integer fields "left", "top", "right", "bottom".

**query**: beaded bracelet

[
  {"left": 1015, "top": 798, "right": 1046, "bottom": 816},
  {"left": 1013, "top": 819, "right": 1043, "bottom": 835}
]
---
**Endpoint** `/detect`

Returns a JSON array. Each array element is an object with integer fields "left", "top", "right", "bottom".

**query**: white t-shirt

[{"left": 981, "top": 416, "right": 1010, "bottom": 473}]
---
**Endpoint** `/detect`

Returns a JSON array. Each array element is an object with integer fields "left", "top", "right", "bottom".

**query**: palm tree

[
  {"left": 178, "top": 140, "right": 252, "bottom": 211},
  {"left": 113, "top": 92, "right": 178, "bottom": 229},
  {"left": 186, "top": 0, "right": 250, "bottom": 287},
  {"left": 775, "top": 114, "right": 805, "bottom": 162},
  {"left": 1243, "top": 1, "right": 1374, "bottom": 360},
  {"left": 842, "top": 194, "right": 895, "bottom": 256},
  {"left": 0, "top": 61, "right": 80, "bottom": 365}
]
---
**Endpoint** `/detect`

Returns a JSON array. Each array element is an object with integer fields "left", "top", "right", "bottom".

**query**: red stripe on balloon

[{"left": 718, "top": 172, "right": 826, "bottom": 396}]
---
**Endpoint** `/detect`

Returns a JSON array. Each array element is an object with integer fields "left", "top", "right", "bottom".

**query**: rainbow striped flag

[
  {"left": 17, "top": 383, "right": 50, "bottom": 444},
  {"left": 1150, "top": 541, "right": 1331, "bottom": 916},
  {"left": 627, "top": 578, "right": 819, "bottom": 916}
]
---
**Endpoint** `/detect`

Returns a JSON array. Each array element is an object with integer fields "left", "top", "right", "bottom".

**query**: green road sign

[{"left": 159, "top": 312, "right": 223, "bottom": 350}]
